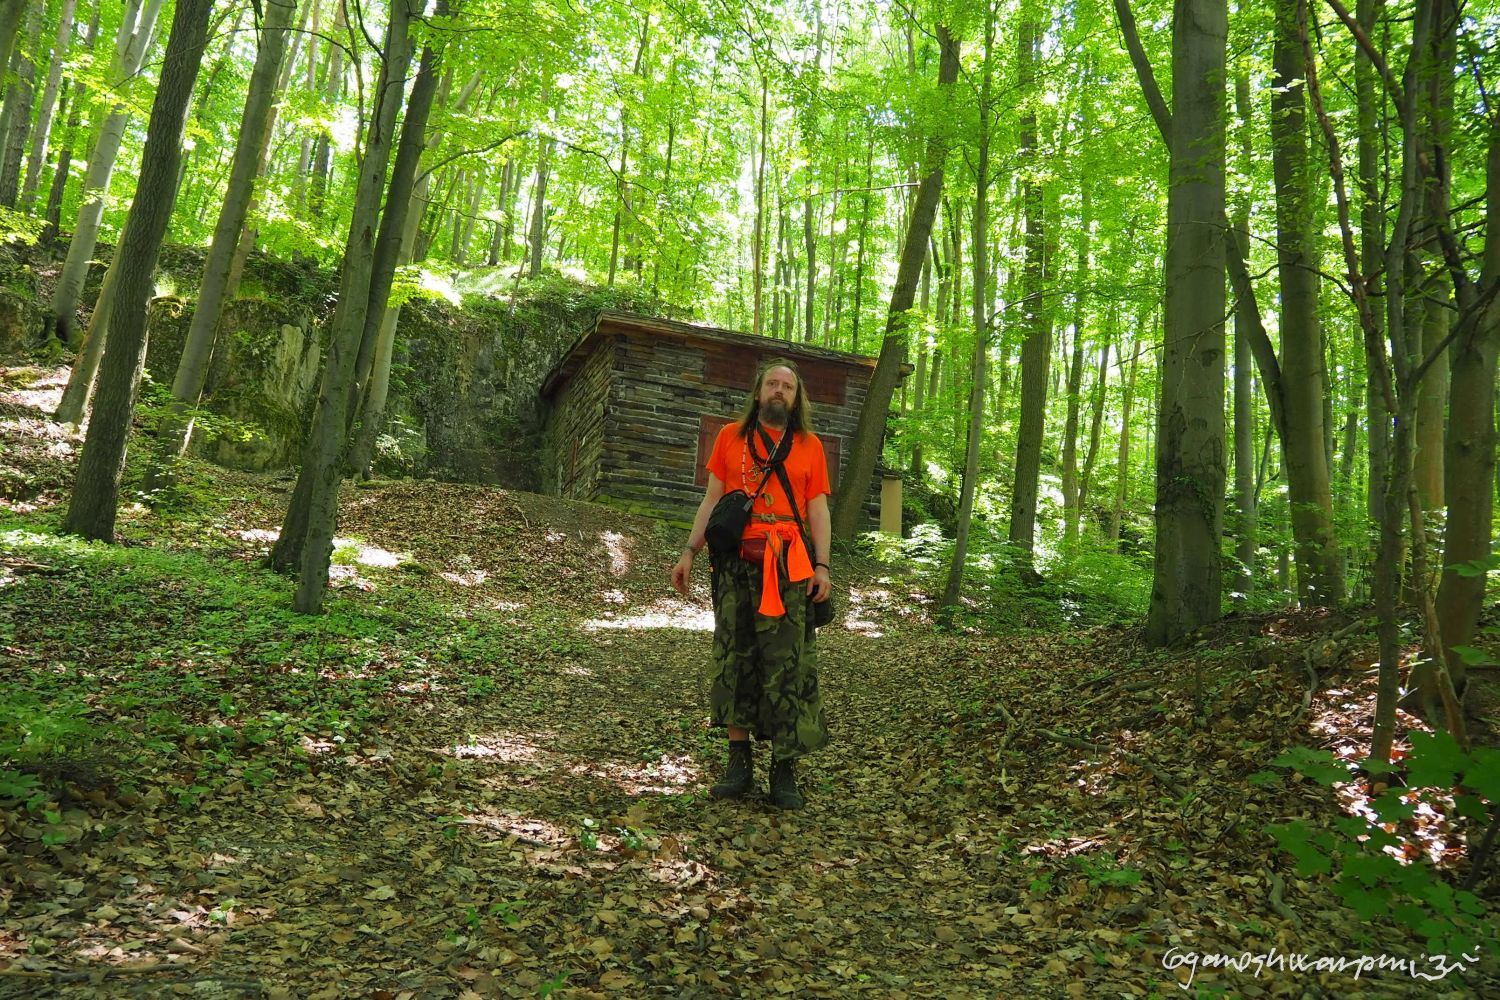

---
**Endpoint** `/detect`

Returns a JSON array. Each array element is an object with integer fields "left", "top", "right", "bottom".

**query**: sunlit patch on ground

[
  {"left": 333, "top": 537, "right": 406, "bottom": 568},
  {"left": 842, "top": 586, "right": 891, "bottom": 637},
  {"left": 458, "top": 808, "right": 576, "bottom": 846},
  {"left": 566, "top": 753, "right": 700, "bottom": 795},
  {"left": 582, "top": 599, "right": 714, "bottom": 632},
  {"left": 233, "top": 527, "right": 279, "bottom": 543},
  {"left": 1025, "top": 835, "right": 1105, "bottom": 858},
  {"left": 299, "top": 735, "right": 342, "bottom": 755},
  {"left": 440, "top": 567, "right": 489, "bottom": 586},
  {"left": 437, "top": 725, "right": 702, "bottom": 797},
  {"left": 440, "top": 732, "right": 548, "bottom": 763},
  {"left": 601, "top": 530, "right": 631, "bottom": 576},
  {"left": 1307, "top": 654, "right": 1464, "bottom": 867},
  {"left": 0, "top": 365, "right": 68, "bottom": 412}
]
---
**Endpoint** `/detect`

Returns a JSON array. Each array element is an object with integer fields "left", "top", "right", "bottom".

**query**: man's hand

[
  {"left": 807, "top": 565, "right": 831, "bottom": 602},
  {"left": 671, "top": 551, "right": 695, "bottom": 596}
]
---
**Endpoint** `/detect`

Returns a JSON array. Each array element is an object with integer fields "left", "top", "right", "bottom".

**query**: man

[{"left": 670, "top": 359, "right": 833, "bottom": 809}]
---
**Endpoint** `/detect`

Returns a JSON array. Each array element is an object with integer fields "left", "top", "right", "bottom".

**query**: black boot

[
  {"left": 710, "top": 740, "right": 754, "bottom": 799},
  {"left": 769, "top": 756, "right": 805, "bottom": 810}
]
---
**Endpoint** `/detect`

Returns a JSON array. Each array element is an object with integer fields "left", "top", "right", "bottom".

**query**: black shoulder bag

[
  {"left": 756, "top": 426, "right": 835, "bottom": 630},
  {"left": 703, "top": 422, "right": 789, "bottom": 556}
]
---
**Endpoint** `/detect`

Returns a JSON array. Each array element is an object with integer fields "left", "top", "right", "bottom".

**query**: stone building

[{"left": 539, "top": 311, "right": 899, "bottom": 522}]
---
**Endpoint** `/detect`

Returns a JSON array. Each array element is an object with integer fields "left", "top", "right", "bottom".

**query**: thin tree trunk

[
  {"left": 1111, "top": 336, "right": 1141, "bottom": 546},
  {"left": 1079, "top": 315, "right": 1111, "bottom": 527},
  {"left": 21, "top": 0, "right": 78, "bottom": 213},
  {"left": 1356, "top": 0, "right": 1388, "bottom": 540},
  {"left": 751, "top": 75, "right": 767, "bottom": 334},
  {"left": 348, "top": 178, "right": 425, "bottom": 477},
  {"left": 850, "top": 124, "right": 874, "bottom": 352},
  {"left": 0, "top": 0, "right": 25, "bottom": 87},
  {"left": 1061, "top": 181, "right": 1091, "bottom": 549},
  {"left": 1233, "top": 70, "right": 1257, "bottom": 601},
  {"left": 346, "top": 13, "right": 445, "bottom": 451},
  {"left": 1009, "top": 4, "right": 1048, "bottom": 571},
  {"left": 307, "top": 0, "right": 344, "bottom": 220},
  {"left": 942, "top": 2, "right": 993, "bottom": 611},
  {"left": 274, "top": 0, "right": 413, "bottom": 613},
  {"left": 60, "top": 0, "right": 212, "bottom": 540},
  {"left": 526, "top": 134, "right": 552, "bottom": 279},
  {"left": 150, "top": 0, "right": 296, "bottom": 480},
  {"left": 40, "top": 3, "right": 99, "bottom": 243},
  {"left": 294, "top": 0, "right": 318, "bottom": 211},
  {"left": 53, "top": 257, "right": 117, "bottom": 424},
  {"left": 832, "top": 24, "right": 960, "bottom": 542},
  {"left": 1272, "top": 0, "right": 1343, "bottom": 606},
  {"left": 224, "top": 0, "right": 310, "bottom": 296},
  {"left": 0, "top": 1, "right": 43, "bottom": 206},
  {"left": 47, "top": 0, "right": 164, "bottom": 346}
]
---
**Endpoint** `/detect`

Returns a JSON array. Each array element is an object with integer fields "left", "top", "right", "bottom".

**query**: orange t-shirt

[{"left": 705, "top": 423, "right": 831, "bottom": 540}]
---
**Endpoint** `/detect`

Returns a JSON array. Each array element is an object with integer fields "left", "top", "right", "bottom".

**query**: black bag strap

[{"left": 755, "top": 425, "right": 815, "bottom": 562}]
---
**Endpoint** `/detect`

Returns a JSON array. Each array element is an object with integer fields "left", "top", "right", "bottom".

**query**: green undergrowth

[
  {"left": 864, "top": 523, "right": 1153, "bottom": 632},
  {"left": 0, "top": 516, "right": 587, "bottom": 810}
]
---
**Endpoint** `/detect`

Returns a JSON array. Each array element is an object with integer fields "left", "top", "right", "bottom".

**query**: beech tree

[
  {"left": 832, "top": 23, "right": 960, "bottom": 543},
  {"left": 47, "top": 0, "right": 164, "bottom": 347},
  {"left": 60, "top": 0, "right": 214, "bottom": 541},
  {"left": 151, "top": 0, "right": 297, "bottom": 483},
  {"left": 1145, "top": 0, "right": 1228, "bottom": 646}
]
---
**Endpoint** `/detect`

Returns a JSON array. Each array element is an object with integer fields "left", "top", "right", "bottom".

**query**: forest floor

[{"left": 1, "top": 364, "right": 1497, "bottom": 999}]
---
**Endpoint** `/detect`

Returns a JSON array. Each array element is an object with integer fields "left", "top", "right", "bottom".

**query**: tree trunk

[
  {"left": 1272, "top": 0, "right": 1343, "bottom": 606},
  {"left": 221, "top": 0, "right": 311, "bottom": 297},
  {"left": 751, "top": 76, "right": 767, "bottom": 334},
  {"left": 1356, "top": 0, "right": 1388, "bottom": 538},
  {"left": 52, "top": 257, "right": 117, "bottom": 424},
  {"left": 1434, "top": 102, "right": 1498, "bottom": 698},
  {"left": 59, "top": 0, "right": 212, "bottom": 540},
  {"left": 850, "top": 123, "right": 874, "bottom": 352},
  {"left": 942, "top": 2, "right": 994, "bottom": 612},
  {"left": 47, "top": 0, "right": 164, "bottom": 346},
  {"left": 1410, "top": 0, "right": 1456, "bottom": 614},
  {"left": 1145, "top": 0, "right": 1228, "bottom": 646},
  {"left": 0, "top": 1, "right": 42, "bottom": 207},
  {"left": 307, "top": 0, "right": 345, "bottom": 220},
  {"left": 1009, "top": 5, "right": 1048, "bottom": 571},
  {"left": 1061, "top": 182, "right": 1091, "bottom": 549},
  {"left": 294, "top": 1, "right": 318, "bottom": 212},
  {"left": 348, "top": 178, "right": 426, "bottom": 478},
  {"left": 346, "top": 14, "right": 445, "bottom": 453},
  {"left": 274, "top": 0, "right": 412, "bottom": 614},
  {"left": 831, "top": 24, "right": 960, "bottom": 543},
  {"left": 0, "top": 0, "right": 25, "bottom": 89},
  {"left": 149, "top": 0, "right": 295, "bottom": 480},
  {"left": 1232, "top": 70, "right": 1257, "bottom": 601},
  {"left": 20, "top": 0, "right": 76, "bottom": 213},
  {"left": 1111, "top": 336, "right": 1141, "bottom": 545},
  {"left": 526, "top": 135, "right": 552, "bottom": 279},
  {"left": 1079, "top": 315, "right": 1111, "bottom": 528}
]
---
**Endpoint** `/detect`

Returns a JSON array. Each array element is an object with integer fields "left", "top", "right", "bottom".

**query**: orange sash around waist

[{"left": 755, "top": 522, "right": 813, "bottom": 617}]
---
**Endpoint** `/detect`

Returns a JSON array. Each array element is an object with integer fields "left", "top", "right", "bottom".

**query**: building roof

[{"left": 541, "top": 310, "right": 903, "bottom": 399}]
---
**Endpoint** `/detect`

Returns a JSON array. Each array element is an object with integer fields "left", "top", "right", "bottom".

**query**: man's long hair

[{"left": 738, "top": 357, "right": 815, "bottom": 436}]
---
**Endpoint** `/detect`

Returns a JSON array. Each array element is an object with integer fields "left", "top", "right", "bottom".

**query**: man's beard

[{"left": 762, "top": 398, "right": 790, "bottom": 426}]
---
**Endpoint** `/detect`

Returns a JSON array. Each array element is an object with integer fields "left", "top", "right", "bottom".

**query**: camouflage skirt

[{"left": 707, "top": 554, "right": 830, "bottom": 760}]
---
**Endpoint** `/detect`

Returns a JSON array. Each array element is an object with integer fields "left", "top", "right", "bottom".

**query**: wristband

[
  {"left": 814, "top": 561, "right": 830, "bottom": 570},
  {"left": 683, "top": 546, "right": 698, "bottom": 557}
]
